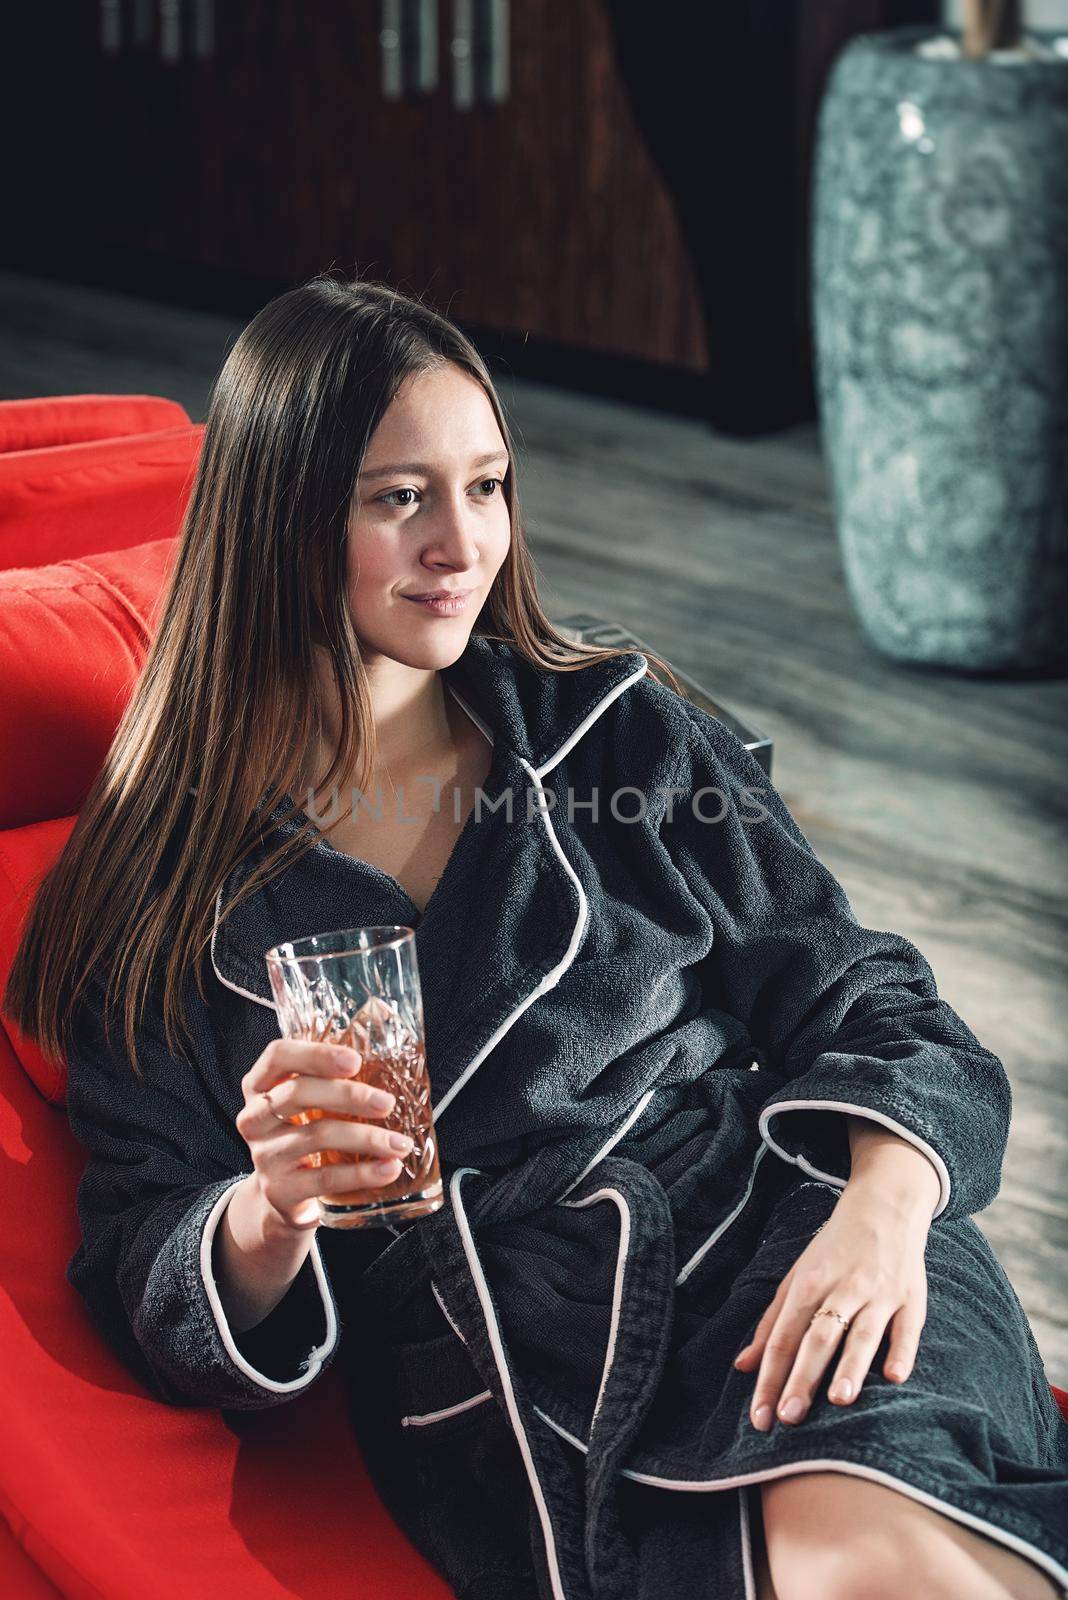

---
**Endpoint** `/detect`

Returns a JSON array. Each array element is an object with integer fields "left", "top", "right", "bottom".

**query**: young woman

[{"left": 5, "top": 274, "right": 1066, "bottom": 1600}]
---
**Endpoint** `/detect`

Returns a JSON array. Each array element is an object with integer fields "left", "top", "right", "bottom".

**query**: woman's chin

[{"left": 357, "top": 617, "right": 477, "bottom": 670}]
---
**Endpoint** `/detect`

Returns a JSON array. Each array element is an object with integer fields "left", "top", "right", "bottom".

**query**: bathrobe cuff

[
  {"left": 135, "top": 1176, "right": 340, "bottom": 1409},
  {"left": 756, "top": 1097, "right": 951, "bottom": 1219}
]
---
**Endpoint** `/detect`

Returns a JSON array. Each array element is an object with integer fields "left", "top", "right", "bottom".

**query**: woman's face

[{"left": 346, "top": 363, "right": 512, "bottom": 669}]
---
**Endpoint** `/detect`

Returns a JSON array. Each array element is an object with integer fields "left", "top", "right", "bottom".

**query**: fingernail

[
  {"left": 388, "top": 1132, "right": 414, "bottom": 1152},
  {"left": 887, "top": 1362, "right": 907, "bottom": 1381},
  {"left": 374, "top": 1157, "right": 400, "bottom": 1172},
  {"left": 752, "top": 1404, "right": 772, "bottom": 1430},
  {"left": 780, "top": 1396, "right": 804, "bottom": 1422},
  {"left": 830, "top": 1378, "right": 853, "bottom": 1402},
  {"left": 333, "top": 1047, "right": 360, "bottom": 1071},
  {"left": 368, "top": 1088, "right": 395, "bottom": 1110}
]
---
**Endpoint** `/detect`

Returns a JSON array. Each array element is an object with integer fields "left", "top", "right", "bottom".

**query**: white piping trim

[
  {"left": 531, "top": 1409, "right": 1068, "bottom": 1596},
  {"left": 199, "top": 1177, "right": 338, "bottom": 1394},
  {"left": 533, "top": 657, "right": 648, "bottom": 781},
  {"left": 533, "top": 1407, "right": 586, "bottom": 1451},
  {"left": 401, "top": 1389, "right": 494, "bottom": 1427},
  {"left": 758, "top": 1100, "right": 951, "bottom": 1220},
  {"left": 676, "top": 1141, "right": 772, "bottom": 1285},
  {"left": 450, "top": 1166, "right": 570, "bottom": 1600},
  {"left": 431, "top": 751, "right": 590, "bottom": 1122},
  {"left": 558, "top": 1187, "right": 631, "bottom": 1428},
  {"left": 554, "top": 1088, "right": 657, "bottom": 1204},
  {"left": 211, "top": 883, "right": 278, "bottom": 1013},
  {"left": 431, "top": 1277, "right": 469, "bottom": 1346},
  {"left": 445, "top": 681, "right": 495, "bottom": 746}
]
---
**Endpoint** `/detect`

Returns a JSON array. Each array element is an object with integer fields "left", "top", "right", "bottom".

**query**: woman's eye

[{"left": 379, "top": 478, "right": 503, "bottom": 509}]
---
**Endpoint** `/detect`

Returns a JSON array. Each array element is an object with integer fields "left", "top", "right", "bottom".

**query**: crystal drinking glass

[{"left": 264, "top": 925, "right": 443, "bottom": 1228}]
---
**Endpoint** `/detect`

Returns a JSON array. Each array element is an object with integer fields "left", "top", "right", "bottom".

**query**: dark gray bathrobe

[{"left": 65, "top": 634, "right": 1068, "bottom": 1600}]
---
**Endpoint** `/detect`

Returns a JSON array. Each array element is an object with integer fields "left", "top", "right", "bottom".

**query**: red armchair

[
  {"left": 0, "top": 396, "right": 1065, "bottom": 1597},
  {"left": 0, "top": 397, "right": 454, "bottom": 1597}
]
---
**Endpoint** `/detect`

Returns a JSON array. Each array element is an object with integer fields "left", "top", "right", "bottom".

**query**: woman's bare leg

[{"left": 758, "top": 1471, "right": 1061, "bottom": 1600}]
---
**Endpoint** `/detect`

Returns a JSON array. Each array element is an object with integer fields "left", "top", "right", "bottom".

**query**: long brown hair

[{"left": 3, "top": 271, "right": 683, "bottom": 1079}]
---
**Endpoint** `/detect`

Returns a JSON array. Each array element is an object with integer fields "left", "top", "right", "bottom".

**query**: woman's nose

[{"left": 422, "top": 507, "right": 483, "bottom": 568}]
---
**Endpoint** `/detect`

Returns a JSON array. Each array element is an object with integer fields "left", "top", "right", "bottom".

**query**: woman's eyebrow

[{"left": 359, "top": 449, "right": 509, "bottom": 480}]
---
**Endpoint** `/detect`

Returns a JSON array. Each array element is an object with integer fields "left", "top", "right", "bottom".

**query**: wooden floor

[{"left": 2, "top": 269, "right": 1066, "bottom": 1382}]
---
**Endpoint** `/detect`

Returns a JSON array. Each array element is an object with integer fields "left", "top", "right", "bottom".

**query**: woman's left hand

[{"left": 734, "top": 1178, "right": 931, "bottom": 1430}]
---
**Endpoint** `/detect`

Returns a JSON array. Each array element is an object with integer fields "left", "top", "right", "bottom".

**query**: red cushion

[
  {"left": 0, "top": 396, "right": 192, "bottom": 454},
  {"left": 0, "top": 1024, "right": 453, "bottom": 1599},
  {"left": 0, "top": 427, "right": 201, "bottom": 571},
  {"left": 0, "top": 538, "right": 178, "bottom": 829}
]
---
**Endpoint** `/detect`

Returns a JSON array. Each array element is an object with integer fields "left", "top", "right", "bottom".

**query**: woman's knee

[
  {"left": 758, "top": 1470, "right": 1035, "bottom": 1600},
  {"left": 759, "top": 1472, "right": 881, "bottom": 1600}
]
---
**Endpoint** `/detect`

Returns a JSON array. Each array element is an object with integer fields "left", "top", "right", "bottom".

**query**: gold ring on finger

[
  {"left": 261, "top": 1086, "right": 290, "bottom": 1125},
  {"left": 811, "top": 1307, "right": 851, "bottom": 1331}
]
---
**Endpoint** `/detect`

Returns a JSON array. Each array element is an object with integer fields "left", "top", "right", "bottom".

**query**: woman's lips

[{"left": 403, "top": 590, "right": 473, "bottom": 617}]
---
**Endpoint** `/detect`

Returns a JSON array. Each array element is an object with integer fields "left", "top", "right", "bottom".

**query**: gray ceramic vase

[{"left": 812, "top": 26, "right": 1068, "bottom": 673}]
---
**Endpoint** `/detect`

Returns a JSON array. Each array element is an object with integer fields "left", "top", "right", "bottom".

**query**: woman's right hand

[{"left": 235, "top": 1038, "right": 415, "bottom": 1233}]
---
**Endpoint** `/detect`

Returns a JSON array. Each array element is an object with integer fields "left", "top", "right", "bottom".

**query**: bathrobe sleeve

[
  {"left": 64, "top": 972, "right": 340, "bottom": 1409},
  {"left": 658, "top": 705, "right": 1012, "bottom": 1221}
]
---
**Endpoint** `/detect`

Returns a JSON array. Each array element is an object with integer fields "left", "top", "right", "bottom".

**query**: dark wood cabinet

[
  {"left": 4, "top": 1, "right": 937, "bottom": 433},
  {"left": 48, "top": 2, "right": 707, "bottom": 370}
]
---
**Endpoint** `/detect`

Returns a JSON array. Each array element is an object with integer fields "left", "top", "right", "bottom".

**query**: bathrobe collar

[
  {"left": 434, "top": 631, "right": 647, "bottom": 778},
  {"left": 209, "top": 633, "right": 649, "bottom": 1111}
]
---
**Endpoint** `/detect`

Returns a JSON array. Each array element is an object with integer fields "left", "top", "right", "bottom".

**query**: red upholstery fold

[
  {"left": 0, "top": 428, "right": 202, "bottom": 571},
  {"left": 0, "top": 539, "right": 178, "bottom": 829},
  {"left": 0, "top": 396, "right": 192, "bottom": 455}
]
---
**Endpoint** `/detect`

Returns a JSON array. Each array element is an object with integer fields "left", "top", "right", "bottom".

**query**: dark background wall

[{"left": 3, "top": 0, "right": 936, "bottom": 435}]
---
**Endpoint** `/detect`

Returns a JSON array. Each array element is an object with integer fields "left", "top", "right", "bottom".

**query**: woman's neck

[{"left": 299, "top": 657, "right": 460, "bottom": 799}]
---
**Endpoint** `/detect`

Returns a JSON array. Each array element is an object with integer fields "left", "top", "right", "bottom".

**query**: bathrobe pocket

[
  {"left": 393, "top": 1328, "right": 541, "bottom": 1595},
  {"left": 396, "top": 1327, "right": 496, "bottom": 1434}
]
